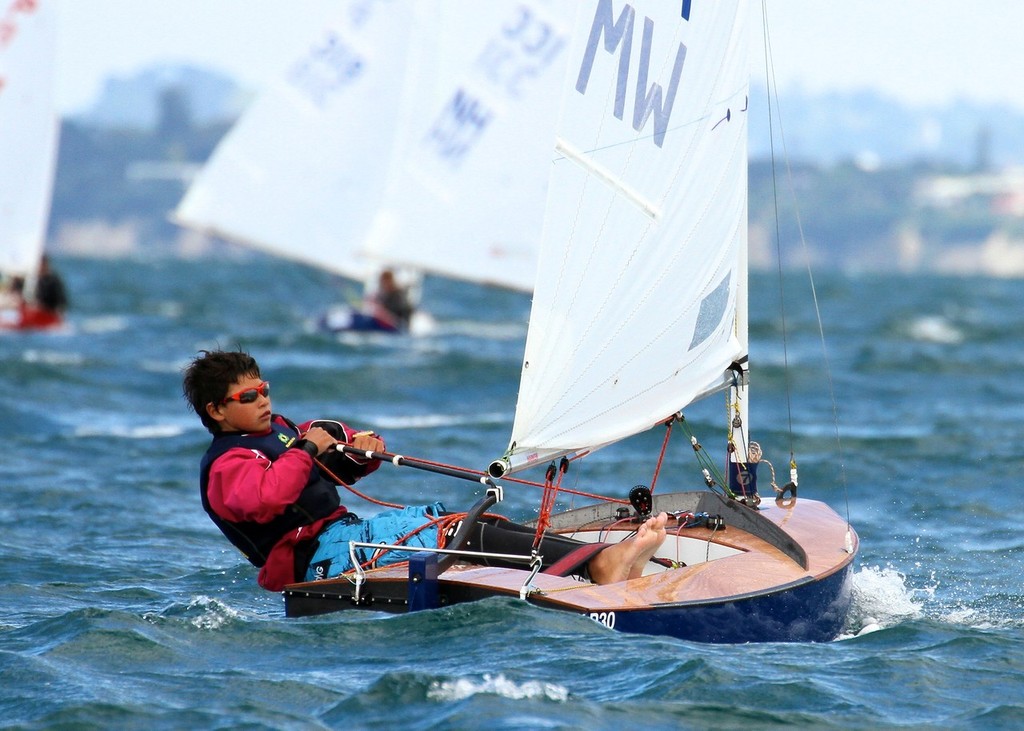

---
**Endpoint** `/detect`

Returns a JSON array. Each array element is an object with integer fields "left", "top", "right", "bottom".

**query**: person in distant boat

[
  {"left": 0, "top": 275, "right": 25, "bottom": 309},
  {"left": 0, "top": 276, "right": 26, "bottom": 326},
  {"left": 33, "top": 255, "right": 68, "bottom": 314},
  {"left": 182, "top": 349, "right": 668, "bottom": 593},
  {"left": 370, "top": 269, "right": 414, "bottom": 330}
]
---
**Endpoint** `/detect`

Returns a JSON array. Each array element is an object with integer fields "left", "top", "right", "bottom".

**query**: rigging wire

[
  {"left": 760, "top": 1, "right": 851, "bottom": 526},
  {"left": 678, "top": 415, "right": 728, "bottom": 497},
  {"left": 760, "top": 1, "right": 796, "bottom": 462}
]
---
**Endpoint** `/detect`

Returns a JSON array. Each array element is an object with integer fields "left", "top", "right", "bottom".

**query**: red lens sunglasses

[{"left": 220, "top": 381, "right": 270, "bottom": 405}]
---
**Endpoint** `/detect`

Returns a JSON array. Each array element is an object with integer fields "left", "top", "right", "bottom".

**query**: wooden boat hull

[
  {"left": 587, "top": 561, "right": 853, "bottom": 642},
  {"left": 283, "top": 491, "right": 858, "bottom": 643}
]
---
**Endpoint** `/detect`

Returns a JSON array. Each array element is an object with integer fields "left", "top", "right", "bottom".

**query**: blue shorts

[{"left": 304, "top": 502, "right": 446, "bottom": 581}]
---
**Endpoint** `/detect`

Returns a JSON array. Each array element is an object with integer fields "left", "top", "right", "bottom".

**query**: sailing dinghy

[
  {"left": 284, "top": 0, "right": 858, "bottom": 643},
  {"left": 172, "top": 3, "right": 421, "bottom": 332}
]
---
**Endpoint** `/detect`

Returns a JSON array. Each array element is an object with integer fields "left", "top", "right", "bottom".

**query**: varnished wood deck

[
  {"left": 284, "top": 494, "right": 858, "bottom": 616},
  {"left": 431, "top": 497, "right": 856, "bottom": 612}
]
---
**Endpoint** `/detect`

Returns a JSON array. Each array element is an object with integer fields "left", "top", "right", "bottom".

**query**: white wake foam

[{"left": 427, "top": 673, "right": 569, "bottom": 702}]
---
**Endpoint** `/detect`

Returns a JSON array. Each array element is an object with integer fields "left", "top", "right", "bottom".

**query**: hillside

[{"left": 47, "top": 65, "right": 1024, "bottom": 275}]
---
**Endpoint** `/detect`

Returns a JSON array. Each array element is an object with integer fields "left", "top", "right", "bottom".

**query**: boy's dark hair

[{"left": 182, "top": 349, "right": 261, "bottom": 433}]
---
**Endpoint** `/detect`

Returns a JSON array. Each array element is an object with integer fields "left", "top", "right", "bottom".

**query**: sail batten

[
  {"left": 554, "top": 137, "right": 661, "bottom": 219},
  {"left": 500, "top": 0, "right": 748, "bottom": 475}
]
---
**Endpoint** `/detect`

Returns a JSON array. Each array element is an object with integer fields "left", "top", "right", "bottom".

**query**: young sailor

[{"left": 182, "top": 349, "right": 667, "bottom": 591}]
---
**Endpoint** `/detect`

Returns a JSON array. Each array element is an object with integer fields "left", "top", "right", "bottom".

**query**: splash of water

[
  {"left": 427, "top": 673, "right": 569, "bottom": 702},
  {"left": 185, "top": 595, "right": 243, "bottom": 631},
  {"left": 839, "top": 564, "right": 924, "bottom": 638}
]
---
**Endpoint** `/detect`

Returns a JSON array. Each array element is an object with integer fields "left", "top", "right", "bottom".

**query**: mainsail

[
  {"left": 497, "top": 0, "right": 749, "bottom": 474},
  {"left": 0, "top": 0, "right": 59, "bottom": 277}
]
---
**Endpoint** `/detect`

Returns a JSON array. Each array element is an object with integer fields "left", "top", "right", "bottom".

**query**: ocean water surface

[{"left": 2, "top": 255, "right": 1022, "bottom": 730}]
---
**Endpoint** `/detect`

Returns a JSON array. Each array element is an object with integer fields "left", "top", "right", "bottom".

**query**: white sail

[
  {"left": 364, "top": 0, "right": 575, "bottom": 292},
  {"left": 498, "top": 0, "right": 749, "bottom": 473},
  {"left": 0, "top": 0, "right": 59, "bottom": 277},
  {"left": 173, "top": 1, "right": 419, "bottom": 283},
  {"left": 176, "top": 1, "right": 574, "bottom": 296}
]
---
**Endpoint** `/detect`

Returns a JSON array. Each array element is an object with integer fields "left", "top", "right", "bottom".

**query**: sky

[{"left": 53, "top": 0, "right": 1024, "bottom": 115}]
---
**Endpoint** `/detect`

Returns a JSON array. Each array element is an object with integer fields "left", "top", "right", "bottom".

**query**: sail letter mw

[
  {"left": 574, "top": 0, "right": 686, "bottom": 147},
  {"left": 497, "top": 0, "right": 748, "bottom": 475}
]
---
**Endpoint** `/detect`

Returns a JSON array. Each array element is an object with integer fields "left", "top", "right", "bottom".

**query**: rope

[
  {"left": 327, "top": 448, "right": 626, "bottom": 508},
  {"left": 533, "top": 461, "right": 566, "bottom": 547},
  {"left": 339, "top": 510, "right": 512, "bottom": 576},
  {"left": 678, "top": 415, "right": 728, "bottom": 496},
  {"left": 316, "top": 437, "right": 633, "bottom": 576},
  {"left": 648, "top": 418, "right": 674, "bottom": 494},
  {"left": 313, "top": 456, "right": 404, "bottom": 510}
]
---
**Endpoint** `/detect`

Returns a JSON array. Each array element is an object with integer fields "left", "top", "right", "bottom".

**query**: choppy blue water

[{"left": 2, "top": 255, "right": 1022, "bottom": 730}]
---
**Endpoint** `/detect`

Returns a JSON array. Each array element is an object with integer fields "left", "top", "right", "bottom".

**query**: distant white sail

[
  {"left": 500, "top": 0, "right": 749, "bottom": 473},
  {"left": 177, "top": 1, "right": 575, "bottom": 297},
  {"left": 0, "top": 0, "right": 59, "bottom": 276},
  {"left": 173, "top": 1, "right": 419, "bottom": 283},
  {"left": 365, "top": 0, "right": 575, "bottom": 292}
]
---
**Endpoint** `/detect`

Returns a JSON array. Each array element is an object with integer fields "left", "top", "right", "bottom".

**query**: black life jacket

[{"left": 199, "top": 419, "right": 341, "bottom": 567}]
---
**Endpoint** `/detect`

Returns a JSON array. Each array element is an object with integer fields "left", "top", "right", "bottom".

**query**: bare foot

[
  {"left": 587, "top": 512, "right": 668, "bottom": 584},
  {"left": 628, "top": 512, "right": 668, "bottom": 579}
]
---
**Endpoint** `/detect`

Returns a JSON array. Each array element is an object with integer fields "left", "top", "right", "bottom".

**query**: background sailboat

[
  {"left": 175, "top": 0, "right": 575, "bottom": 334},
  {"left": 0, "top": 0, "right": 63, "bottom": 330},
  {"left": 171, "top": 2, "right": 416, "bottom": 306}
]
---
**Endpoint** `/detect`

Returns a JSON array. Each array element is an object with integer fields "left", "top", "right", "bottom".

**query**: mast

[{"left": 727, "top": 183, "right": 756, "bottom": 502}]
